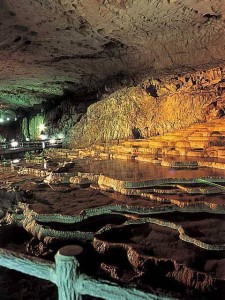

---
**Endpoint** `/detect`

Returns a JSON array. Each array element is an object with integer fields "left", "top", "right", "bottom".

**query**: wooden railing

[
  {"left": 0, "top": 246, "right": 168, "bottom": 300},
  {"left": 0, "top": 139, "right": 63, "bottom": 150}
]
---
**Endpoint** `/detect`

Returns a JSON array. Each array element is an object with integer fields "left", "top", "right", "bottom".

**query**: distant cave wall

[
  {"left": 0, "top": 110, "right": 22, "bottom": 141},
  {"left": 43, "top": 96, "right": 94, "bottom": 144},
  {"left": 22, "top": 114, "right": 45, "bottom": 140},
  {"left": 20, "top": 93, "right": 95, "bottom": 141},
  {"left": 0, "top": 122, "right": 22, "bottom": 142},
  {"left": 69, "top": 67, "right": 225, "bottom": 148}
]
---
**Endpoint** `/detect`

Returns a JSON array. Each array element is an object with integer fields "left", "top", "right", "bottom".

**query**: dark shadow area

[
  {"left": 146, "top": 84, "right": 158, "bottom": 97},
  {"left": 132, "top": 127, "right": 142, "bottom": 139}
]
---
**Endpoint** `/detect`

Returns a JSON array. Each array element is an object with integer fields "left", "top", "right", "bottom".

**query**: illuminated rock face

[
  {"left": 69, "top": 67, "right": 225, "bottom": 147},
  {"left": 1, "top": 1, "right": 225, "bottom": 143},
  {"left": 1, "top": 1, "right": 225, "bottom": 108},
  {"left": 22, "top": 114, "right": 45, "bottom": 140}
]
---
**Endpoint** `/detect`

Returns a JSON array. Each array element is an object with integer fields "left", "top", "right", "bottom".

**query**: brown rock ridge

[
  {"left": 113, "top": 118, "right": 225, "bottom": 159},
  {"left": 69, "top": 67, "right": 225, "bottom": 147}
]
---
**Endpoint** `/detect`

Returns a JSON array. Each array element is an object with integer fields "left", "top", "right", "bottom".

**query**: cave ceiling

[{"left": 0, "top": 0, "right": 225, "bottom": 109}]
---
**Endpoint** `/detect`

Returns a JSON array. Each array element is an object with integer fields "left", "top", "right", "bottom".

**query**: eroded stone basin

[
  {"left": 155, "top": 212, "right": 225, "bottom": 245},
  {"left": 0, "top": 154, "right": 225, "bottom": 299},
  {"left": 37, "top": 214, "right": 128, "bottom": 233},
  {"left": 94, "top": 221, "right": 225, "bottom": 298},
  {"left": 71, "top": 158, "right": 225, "bottom": 181}
]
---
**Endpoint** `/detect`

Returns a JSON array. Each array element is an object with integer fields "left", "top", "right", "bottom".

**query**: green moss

[
  {"left": 0, "top": 81, "right": 70, "bottom": 108},
  {"left": 22, "top": 114, "right": 45, "bottom": 140}
]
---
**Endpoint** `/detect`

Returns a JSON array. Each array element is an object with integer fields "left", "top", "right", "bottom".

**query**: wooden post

[{"left": 55, "top": 245, "right": 83, "bottom": 300}]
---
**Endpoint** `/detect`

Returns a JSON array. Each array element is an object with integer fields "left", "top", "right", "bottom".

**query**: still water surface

[{"left": 73, "top": 159, "right": 225, "bottom": 181}]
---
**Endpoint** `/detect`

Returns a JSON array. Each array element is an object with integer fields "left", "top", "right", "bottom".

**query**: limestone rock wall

[
  {"left": 69, "top": 67, "right": 225, "bottom": 148},
  {"left": 20, "top": 95, "right": 94, "bottom": 141},
  {"left": 44, "top": 96, "right": 95, "bottom": 143},
  {"left": 2, "top": 0, "right": 225, "bottom": 108},
  {"left": 22, "top": 114, "right": 45, "bottom": 140}
]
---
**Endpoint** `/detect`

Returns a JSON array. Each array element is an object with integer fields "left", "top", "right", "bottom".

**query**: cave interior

[{"left": 0, "top": 1, "right": 225, "bottom": 300}]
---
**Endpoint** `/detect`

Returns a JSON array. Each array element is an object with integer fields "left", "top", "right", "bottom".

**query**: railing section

[{"left": 0, "top": 245, "right": 165, "bottom": 300}]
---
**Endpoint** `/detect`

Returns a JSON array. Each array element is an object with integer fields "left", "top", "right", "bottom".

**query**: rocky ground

[{"left": 0, "top": 154, "right": 224, "bottom": 299}]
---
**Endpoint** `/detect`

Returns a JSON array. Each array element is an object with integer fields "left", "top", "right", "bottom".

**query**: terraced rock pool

[
  {"left": 71, "top": 158, "right": 225, "bottom": 180},
  {"left": 0, "top": 156, "right": 225, "bottom": 299}
]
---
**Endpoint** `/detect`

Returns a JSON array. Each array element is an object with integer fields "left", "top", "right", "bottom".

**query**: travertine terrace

[
  {"left": 0, "top": 146, "right": 225, "bottom": 298},
  {"left": 1, "top": 1, "right": 225, "bottom": 300}
]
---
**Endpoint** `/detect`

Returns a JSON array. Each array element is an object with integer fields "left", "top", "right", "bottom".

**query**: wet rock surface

[
  {"left": 2, "top": 1, "right": 225, "bottom": 298},
  {"left": 69, "top": 68, "right": 225, "bottom": 146},
  {"left": 0, "top": 154, "right": 225, "bottom": 299}
]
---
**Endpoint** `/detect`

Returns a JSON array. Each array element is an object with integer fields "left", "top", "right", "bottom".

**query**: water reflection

[{"left": 74, "top": 159, "right": 225, "bottom": 181}]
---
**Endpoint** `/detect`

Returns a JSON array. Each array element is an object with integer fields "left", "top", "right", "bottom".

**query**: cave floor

[
  {"left": 0, "top": 156, "right": 225, "bottom": 299},
  {"left": 68, "top": 158, "right": 225, "bottom": 180}
]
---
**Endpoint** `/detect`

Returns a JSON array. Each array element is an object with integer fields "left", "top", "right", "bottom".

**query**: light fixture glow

[
  {"left": 11, "top": 141, "right": 18, "bottom": 148},
  {"left": 7, "top": 117, "right": 10, "bottom": 121},
  {"left": 49, "top": 138, "right": 56, "bottom": 144},
  {"left": 12, "top": 159, "right": 20, "bottom": 164},
  {"left": 39, "top": 134, "right": 48, "bottom": 140},
  {"left": 0, "top": 118, "right": 3, "bottom": 123},
  {"left": 39, "top": 124, "right": 46, "bottom": 131},
  {"left": 58, "top": 133, "right": 65, "bottom": 139}
]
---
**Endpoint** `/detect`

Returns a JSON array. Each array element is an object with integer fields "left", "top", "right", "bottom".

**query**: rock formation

[
  {"left": 0, "top": 1, "right": 225, "bottom": 145},
  {"left": 1, "top": 0, "right": 225, "bottom": 109},
  {"left": 69, "top": 67, "right": 225, "bottom": 147},
  {"left": 0, "top": 155, "right": 225, "bottom": 299},
  {"left": 1, "top": 1, "right": 225, "bottom": 299}
]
